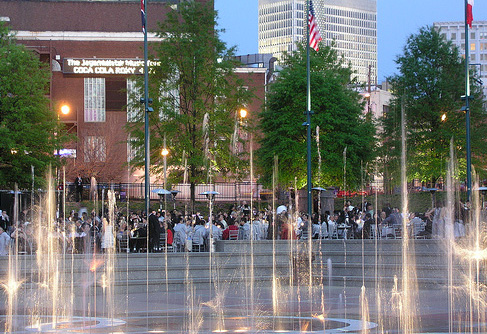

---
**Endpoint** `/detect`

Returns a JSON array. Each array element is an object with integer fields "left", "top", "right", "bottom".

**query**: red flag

[
  {"left": 308, "top": 1, "right": 322, "bottom": 51},
  {"left": 141, "top": 0, "right": 146, "bottom": 33},
  {"left": 467, "top": 0, "right": 474, "bottom": 28}
]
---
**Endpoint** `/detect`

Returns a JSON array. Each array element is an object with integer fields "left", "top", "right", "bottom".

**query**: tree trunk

[{"left": 190, "top": 181, "right": 195, "bottom": 214}]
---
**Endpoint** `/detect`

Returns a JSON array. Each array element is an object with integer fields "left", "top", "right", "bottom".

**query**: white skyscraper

[
  {"left": 258, "top": 0, "right": 377, "bottom": 83},
  {"left": 434, "top": 21, "right": 487, "bottom": 99}
]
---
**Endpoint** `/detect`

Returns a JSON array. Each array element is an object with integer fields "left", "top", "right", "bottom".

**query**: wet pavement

[{"left": 1, "top": 283, "right": 485, "bottom": 333}]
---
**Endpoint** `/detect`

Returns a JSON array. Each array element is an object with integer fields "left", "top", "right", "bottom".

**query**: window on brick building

[
  {"left": 84, "top": 78, "right": 105, "bottom": 122},
  {"left": 127, "top": 136, "right": 141, "bottom": 163},
  {"left": 127, "top": 78, "right": 141, "bottom": 122},
  {"left": 106, "top": 78, "right": 126, "bottom": 111}
]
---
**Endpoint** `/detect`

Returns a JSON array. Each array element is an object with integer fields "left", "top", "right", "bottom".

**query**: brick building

[{"left": 0, "top": 0, "right": 267, "bottom": 185}]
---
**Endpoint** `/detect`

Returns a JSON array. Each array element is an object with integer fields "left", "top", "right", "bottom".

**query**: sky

[{"left": 215, "top": 0, "right": 487, "bottom": 82}]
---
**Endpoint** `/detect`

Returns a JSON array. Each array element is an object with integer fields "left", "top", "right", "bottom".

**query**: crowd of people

[{"left": 0, "top": 198, "right": 474, "bottom": 256}]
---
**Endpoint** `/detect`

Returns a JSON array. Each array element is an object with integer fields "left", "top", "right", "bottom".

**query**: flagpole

[
  {"left": 305, "top": 0, "right": 313, "bottom": 219},
  {"left": 142, "top": 0, "right": 151, "bottom": 215},
  {"left": 464, "top": 0, "right": 472, "bottom": 202},
  {"left": 305, "top": 1, "right": 313, "bottom": 219}
]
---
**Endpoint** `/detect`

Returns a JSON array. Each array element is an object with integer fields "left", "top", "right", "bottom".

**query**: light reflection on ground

[{"left": 2, "top": 315, "right": 377, "bottom": 333}]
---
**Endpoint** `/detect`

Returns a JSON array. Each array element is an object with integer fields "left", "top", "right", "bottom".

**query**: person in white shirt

[
  {"left": 192, "top": 220, "right": 207, "bottom": 251},
  {"left": 312, "top": 221, "right": 321, "bottom": 239},
  {"left": 217, "top": 214, "right": 228, "bottom": 229},
  {"left": 251, "top": 212, "right": 265, "bottom": 240},
  {"left": 239, "top": 216, "right": 250, "bottom": 240},
  {"left": 0, "top": 226, "right": 11, "bottom": 256},
  {"left": 173, "top": 216, "right": 190, "bottom": 252},
  {"left": 325, "top": 214, "right": 338, "bottom": 239}
]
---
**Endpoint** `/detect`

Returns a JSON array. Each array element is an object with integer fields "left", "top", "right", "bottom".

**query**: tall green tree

[
  {"left": 0, "top": 24, "right": 67, "bottom": 189},
  {"left": 127, "top": 1, "right": 253, "bottom": 209},
  {"left": 381, "top": 25, "right": 486, "bottom": 190},
  {"left": 256, "top": 42, "right": 377, "bottom": 190}
]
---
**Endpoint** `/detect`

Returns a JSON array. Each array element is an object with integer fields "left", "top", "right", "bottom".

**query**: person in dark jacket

[{"left": 148, "top": 210, "right": 161, "bottom": 252}]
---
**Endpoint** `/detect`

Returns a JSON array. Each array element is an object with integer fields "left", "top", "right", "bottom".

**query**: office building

[
  {"left": 434, "top": 21, "right": 487, "bottom": 99},
  {"left": 258, "top": 0, "right": 377, "bottom": 83}
]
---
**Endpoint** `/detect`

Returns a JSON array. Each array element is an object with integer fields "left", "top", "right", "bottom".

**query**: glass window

[
  {"left": 126, "top": 78, "right": 141, "bottom": 122},
  {"left": 84, "top": 78, "right": 105, "bottom": 122},
  {"left": 127, "top": 136, "right": 139, "bottom": 163},
  {"left": 451, "top": 33, "right": 456, "bottom": 40},
  {"left": 471, "top": 43, "right": 476, "bottom": 51},
  {"left": 471, "top": 32, "right": 476, "bottom": 39},
  {"left": 84, "top": 136, "right": 106, "bottom": 162},
  {"left": 106, "top": 78, "right": 126, "bottom": 111}
]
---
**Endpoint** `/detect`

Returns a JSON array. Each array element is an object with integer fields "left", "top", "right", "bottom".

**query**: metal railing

[{"left": 66, "top": 182, "right": 270, "bottom": 203}]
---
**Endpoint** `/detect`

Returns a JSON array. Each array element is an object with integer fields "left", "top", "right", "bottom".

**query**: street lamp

[
  {"left": 170, "top": 189, "right": 180, "bottom": 210},
  {"left": 61, "top": 104, "right": 70, "bottom": 116},
  {"left": 152, "top": 188, "right": 171, "bottom": 211},
  {"left": 57, "top": 103, "right": 70, "bottom": 224},
  {"left": 200, "top": 190, "right": 219, "bottom": 202},
  {"left": 236, "top": 108, "right": 248, "bottom": 204},
  {"left": 160, "top": 138, "right": 169, "bottom": 210},
  {"left": 239, "top": 108, "right": 248, "bottom": 119},
  {"left": 161, "top": 137, "right": 169, "bottom": 189},
  {"left": 161, "top": 146, "right": 169, "bottom": 183}
]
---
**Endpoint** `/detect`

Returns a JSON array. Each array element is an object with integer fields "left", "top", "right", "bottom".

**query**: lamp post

[
  {"left": 161, "top": 136, "right": 169, "bottom": 190},
  {"left": 161, "top": 139, "right": 169, "bottom": 211},
  {"left": 57, "top": 104, "right": 70, "bottom": 220},
  {"left": 237, "top": 108, "right": 248, "bottom": 205},
  {"left": 152, "top": 188, "right": 171, "bottom": 211},
  {"left": 171, "top": 190, "right": 180, "bottom": 210}
]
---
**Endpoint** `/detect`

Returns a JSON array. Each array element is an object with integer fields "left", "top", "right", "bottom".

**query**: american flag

[
  {"left": 141, "top": 0, "right": 146, "bottom": 34},
  {"left": 308, "top": 0, "right": 322, "bottom": 52}
]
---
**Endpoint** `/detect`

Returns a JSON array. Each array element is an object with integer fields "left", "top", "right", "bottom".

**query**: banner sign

[{"left": 63, "top": 58, "right": 160, "bottom": 75}]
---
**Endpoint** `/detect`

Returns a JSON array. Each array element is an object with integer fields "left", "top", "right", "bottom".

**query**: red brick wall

[{"left": 0, "top": 0, "right": 171, "bottom": 32}]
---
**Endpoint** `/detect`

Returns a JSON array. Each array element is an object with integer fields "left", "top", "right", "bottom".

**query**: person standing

[
  {"left": 148, "top": 210, "right": 161, "bottom": 252},
  {"left": 0, "top": 226, "right": 11, "bottom": 256},
  {"left": 90, "top": 176, "right": 98, "bottom": 201},
  {"left": 101, "top": 217, "right": 114, "bottom": 252},
  {"left": 75, "top": 174, "right": 83, "bottom": 202},
  {"left": 0, "top": 210, "right": 5, "bottom": 231}
]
